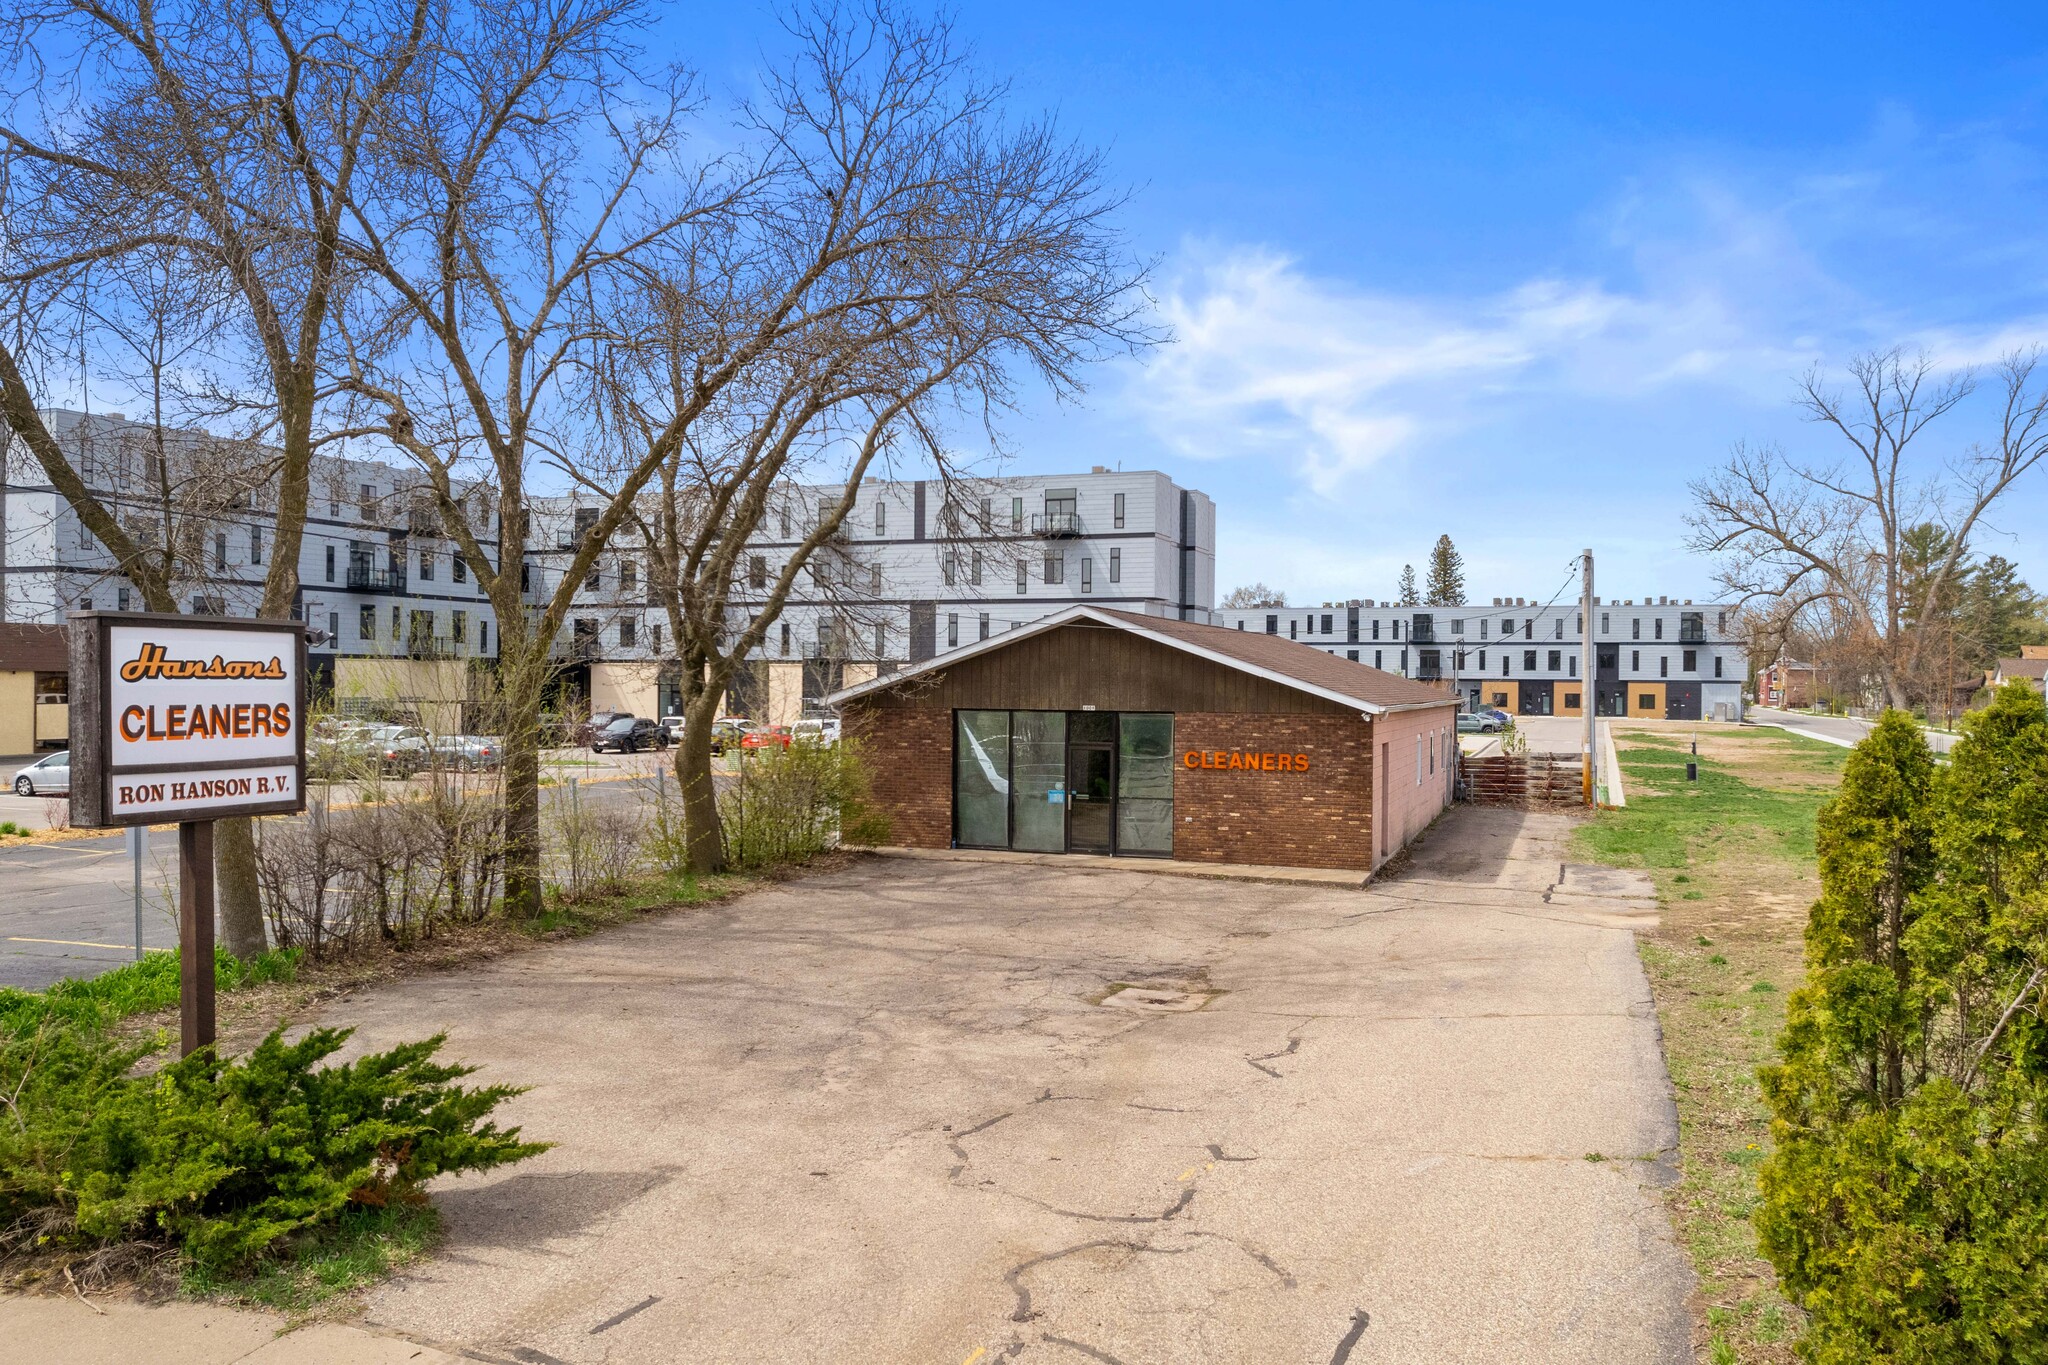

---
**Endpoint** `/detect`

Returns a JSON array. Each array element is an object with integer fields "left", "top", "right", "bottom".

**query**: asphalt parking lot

[{"left": 327, "top": 806, "right": 1689, "bottom": 1364}]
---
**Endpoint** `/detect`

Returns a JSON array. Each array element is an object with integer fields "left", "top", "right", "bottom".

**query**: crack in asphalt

[
  {"left": 1246, "top": 1035, "right": 1302, "bottom": 1078},
  {"left": 1205, "top": 1143, "right": 1256, "bottom": 1162},
  {"left": 1328, "top": 1309, "right": 1372, "bottom": 1364},
  {"left": 1004, "top": 1239, "right": 1198, "bottom": 1323},
  {"left": 1040, "top": 1331, "right": 1128, "bottom": 1363},
  {"left": 588, "top": 1294, "right": 659, "bottom": 1334}
]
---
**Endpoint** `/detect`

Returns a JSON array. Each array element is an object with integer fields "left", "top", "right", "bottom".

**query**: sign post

[{"left": 68, "top": 612, "right": 306, "bottom": 1056}]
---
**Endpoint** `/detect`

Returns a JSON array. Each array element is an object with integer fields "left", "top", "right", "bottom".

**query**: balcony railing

[
  {"left": 1678, "top": 625, "right": 1707, "bottom": 643},
  {"left": 1411, "top": 624, "right": 1438, "bottom": 643},
  {"left": 1031, "top": 511, "right": 1083, "bottom": 538},
  {"left": 405, "top": 636, "right": 461, "bottom": 661},
  {"left": 346, "top": 564, "right": 408, "bottom": 594},
  {"left": 1415, "top": 668, "right": 1444, "bottom": 682}
]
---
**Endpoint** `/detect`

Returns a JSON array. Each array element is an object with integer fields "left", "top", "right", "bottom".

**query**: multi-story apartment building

[
  {"left": 1215, "top": 594, "right": 1747, "bottom": 721},
  {"left": 2, "top": 411, "right": 503, "bottom": 731},
  {"left": 538, "top": 468, "right": 1216, "bottom": 723}
]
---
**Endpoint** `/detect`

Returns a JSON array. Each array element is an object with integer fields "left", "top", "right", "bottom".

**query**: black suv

[{"left": 591, "top": 716, "right": 668, "bottom": 754}]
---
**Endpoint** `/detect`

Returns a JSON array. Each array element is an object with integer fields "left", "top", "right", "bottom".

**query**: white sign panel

[
  {"left": 71, "top": 612, "right": 307, "bottom": 828},
  {"left": 106, "top": 624, "right": 300, "bottom": 769},
  {"left": 109, "top": 764, "right": 301, "bottom": 818}
]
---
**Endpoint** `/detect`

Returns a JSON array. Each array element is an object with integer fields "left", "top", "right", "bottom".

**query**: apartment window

[
  {"left": 1108, "top": 548, "right": 1120, "bottom": 583},
  {"left": 250, "top": 527, "right": 263, "bottom": 564},
  {"left": 329, "top": 497, "right": 339, "bottom": 517},
  {"left": 621, "top": 560, "right": 636, "bottom": 592},
  {"left": 1289, "top": 619, "right": 1298, "bottom": 639},
  {"left": 1010, "top": 496, "right": 1024, "bottom": 532},
  {"left": 653, "top": 624, "right": 662, "bottom": 654},
  {"left": 453, "top": 554, "right": 467, "bottom": 584},
  {"left": 1081, "top": 558, "right": 1093, "bottom": 593},
  {"left": 214, "top": 532, "right": 228, "bottom": 570},
  {"left": 1478, "top": 619, "right": 1487, "bottom": 639},
  {"left": 1655, "top": 618, "right": 1664, "bottom": 640},
  {"left": 1393, "top": 620, "right": 1402, "bottom": 640},
  {"left": 947, "top": 613, "right": 959, "bottom": 648},
  {"left": 359, "top": 605, "right": 376, "bottom": 641},
  {"left": 620, "top": 619, "right": 636, "bottom": 648},
  {"left": 1400, "top": 649, "right": 1408, "bottom": 670},
  {"left": 1501, "top": 616, "right": 1513, "bottom": 636},
  {"left": 780, "top": 623, "right": 791, "bottom": 656},
  {"left": 584, "top": 564, "right": 600, "bottom": 591},
  {"left": 1044, "top": 551, "right": 1064, "bottom": 584},
  {"left": 326, "top": 611, "right": 337, "bottom": 643},
  {"left": 1569, "top": 655, "right": 1578, "bottom": 676},
  {"left": 325, "top": 545, "right": 336, "bottom": 582},
  {"left": 1553, "top": 619, "right": 1563, "bottom": 639},
  {"left": 1659, "top": 655, "right": 1669, "bottom": 678},
  {"left": 871, "top": 564, "right": 882, "bottom": 592},
  {"left": 1347, "top": 649, "right": 1359, "bottom": 661},
  {"left": 451, "top": 610, "right": 467, "bottom": 644},
  {"left": 971, "top": 549, "right": 983, "bottom": 586},
  {"left": 979, "top": 612, "right": 990, "bottom": 641},
  {"left": 117, "top": 587, "right": 130, "bottom": 611},
  {"left": 779, "top": 507, "right": 790, "bottom": 539},
  {"left": 1320, "top": 613, "right": 1333, "bottom": 635},
  {"left": 1717, "top": 610, "right": 1727, "bottom": 634},
  {"left": 1374, "top": 649, "right": 1383, "bottom": 668},
  {"left": 749, "top": 555, "right": 767, "bottom": 590},
  {"left": 1016, "top": 560, "right": 1029, "bottom": 594},
  {"left": 1715, "top": 656, "right": 1724, "bottom": 678},
  {"left": 1452, "top": 619, "right": 1465, "bottom": 636},
  {"left": 874, "top": 501, "right": 887, "bottom": 536},
  {"left": 1683, "top": 649, "right": 1698, "bottom": 672},
  {"left": 1265, "top": 614, "right": 1278, "bottom": 634},
  {"left": 1113, "top": 492, "right": 1126, "bottom": 529},
  {"left": 1523, "top": 650, "right": 1537, "bottom": 671},
  {"left": 479, "top": 620, "right": 488, "bottom": 653},
  {"left": 1501, "top": 655, "right": 1510, "bottom": 676},
  {"left": 390, "top": 605, "right": 400, "bottom": 639},
  {"left": 1478, "top": 650, "right": 1487, "bottom": 669},
  {"left": 1601, "top": 612, "right": 1610, "bottom": 634},
  {"left": 871, "top": 624, "right": 882, "bottom": 658},
  {"left": 419, "top": 551, "right": 435, "bottom": 582},
  {"left": 1564, "top": 691, "right": 1580, "bottom": 709},
  {"left": 1373, "top": 619, "right": 1382, "bottom": 640},
  {"left": 522, "top": 563, "right": 533, "bottom": 592},
  {"left": 1547, "top": 650, "right": 1561, "bottom": 671},
  {"left": 1632, "top": 618, "right": 1641, "bottom": 639},
  {"left": 942, "top": 553, "right": 956, "bottom": 587},
  {"left": 1632, "top": 649, "right": 1641, "bottom": 670},
  {"left": 359, "top": 483, "right": 375, "bottom": 519}
]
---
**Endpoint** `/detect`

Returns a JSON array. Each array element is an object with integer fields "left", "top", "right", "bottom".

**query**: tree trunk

[
  {"left": 214, "top": 816, "right": 268, "bottom": 958},
  {"left": 678, "top": 686, "right": 726, "bottom": 875},
  {"left": 500, "top": 668, "right": 546, "bottom": 918}
]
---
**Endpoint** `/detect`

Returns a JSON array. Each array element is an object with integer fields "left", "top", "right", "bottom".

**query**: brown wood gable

[{"left": 855, "top": 622, "right": 1355, "bottom": 716}]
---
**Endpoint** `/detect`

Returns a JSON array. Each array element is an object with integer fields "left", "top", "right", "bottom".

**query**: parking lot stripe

[{"left": 8, "top": 935, "right": 132, "bottom": 951}]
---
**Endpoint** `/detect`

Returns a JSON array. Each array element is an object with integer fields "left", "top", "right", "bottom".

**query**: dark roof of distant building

[
  {"left": 829, "top": 605, "right": 1459, "bottom": 714},
  {"left": 1995, "top": 656, "right": 2048, "bottom": 681},
  {"left": 0, "top": 624, "right": 67, "bottom": 672}
]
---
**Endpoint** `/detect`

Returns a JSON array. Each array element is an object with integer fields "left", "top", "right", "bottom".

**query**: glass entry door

[{"left": 1066, "top": 744, "right": 1115, "bottom": 853}]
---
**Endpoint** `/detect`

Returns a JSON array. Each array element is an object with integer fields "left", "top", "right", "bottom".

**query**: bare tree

[
  {"left": 588, "top": 6, "right": 1149, "bottom": 873},
  {"left": 0, "top": 0, "right": 431, "bottom": 953},
  {"left": 1221, "top": 582, "right": 1287, "bottom": 609},
  {"left": 1689, "top": 348, "right": 2048, "bottom": 710}
]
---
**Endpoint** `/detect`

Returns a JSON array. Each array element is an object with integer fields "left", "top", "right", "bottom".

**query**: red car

[{"left": 740, "top": 725, "right": 792, "bottom": 751}]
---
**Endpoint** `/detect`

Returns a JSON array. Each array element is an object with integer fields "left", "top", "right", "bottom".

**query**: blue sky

[{"left": 698, "top": 1, "right": 2048, "bottom": 605}]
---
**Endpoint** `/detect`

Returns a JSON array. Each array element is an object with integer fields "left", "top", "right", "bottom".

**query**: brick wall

[
  {"left": 1171, "top": 712, "right": 1374, "bottom": 870},
  {"left": 842, "top": 703, "right": 1383, "bottom": 871},
  {"left": 843, "top": 702, "right": 951, "bottom": 849},
  {"left": 1370, "top": 704, "right": 1460, "bottom": 862}
]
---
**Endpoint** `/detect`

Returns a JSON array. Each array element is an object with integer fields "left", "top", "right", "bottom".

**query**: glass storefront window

[
  {"left": 1116, "top": 713, "right": 1174, "bottom": 854},
  {"left": 1010, "top": 711, "right": 1068, "bottom": 851},
  {"left": 954, "top": 711, "right": 1011, "bottom": 847}
]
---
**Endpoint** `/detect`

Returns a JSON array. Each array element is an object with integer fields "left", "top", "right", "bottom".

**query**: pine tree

[
  {"left": 1396, "top": 564, "right": 1418, "bottom": 604},
  {"left": 1424, "top": 535, "right": 1466, "bottom": 606}
]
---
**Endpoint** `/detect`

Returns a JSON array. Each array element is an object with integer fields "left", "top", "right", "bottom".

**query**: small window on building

[
  {"left": 1547, "top": 650, "right": 1560, "bottom": 671},
  {"left": 1601, "top": 612, "right": 1610, "bottom": 634},
  {"left": 250, "top": 526, "right": 263, "bottom": 564},
  {"left": 360, "top": 605, "right": 377, "bottom": 641},
  {"left": 359, "top": 483, "right": 376, "bottom": 518},
  {"left": 1501, "top": 655, "right": 1510, "bottom": 677},
  {"left": 942, "top": 553, "right": 956, "bottom": 587},
  {"left": 1569, "top": 654, "right": 1578, "bottom": 676},
  {"left": 452, "top": 610, "right": 467, "bottom": 644},
  {"left": 1400, "top": 649, "right": 1408, "bottom": 670},
  {"left": 1523, "top": 650, "right": 1537, "bottom": 671},
  {"left": 871, "top": 564, "right": 882, "bottom": 592},
  {"left": 327, "top": 610, "right": 338, "bottom": 643},
  {"left": 947, "top": 613, "right": 959, "bottom": 649},
  {"left": 979, "top": 612, "right": 990, "bottom": 641},
  {"left": 1267, "top": 614, "right": 1277, "bottom": 634},
  {"left": 1289, "top": 619, "right": 1297, "bottom": 639},
  {"left": 1655, "top": 618, "right": 1664, "bottom": 640},
  {"left": 1010, "top": 496, "right": 1024, "bottom": 532},
  {"left": 1564, "top": 691, "right": 1581, "bottom": 709},
  {"left": 1632, "top": 649, "right": 1641, "bottom": 670},
  {"left": 522, "top": 562, "right": 533, "bottom": 592},
  {"left": 214, "top": 532, "right": 228, "bottom": 570},
  {"left": 1373, "top": 619, "right": 1382, "bottom": 641},
  {"left": 118, "top": 587, "right": 131, "bottom": 610},
  {"left": 1017, "top": 560, "right": 1029, "bottom": 594},
  {"left": 585, "top": 564, "right": 600, "bottom": 591},
  {"left": 1320, "top": 613, "right": 1332, "bottom": 635},
  {"left": 1478, "top": 650, "right": 1487, "bottom": 669},
  {"left": 1478, "top": 619, "right": 1487, "bottom": 639},
  {"left": 780, "top": 623, "right": 791, "bottom": 656},
  {"left": 419, "top": 551, "right": 435, "bottom": 582},
  {"left": 621, "top": 560, "right": 637, "bottom": 591},
  {"left": 1347, "top": 649, "right": 1359, "bottom": 661},
  {"left": 1683, "top": 649, "right": 1697, "bottom": 672},
  {"left": 620, "top": 619, "right": 636, "bottom": 648},
  {"left": 1451, "top": 619, "right": 1464, "bottom": 635},
  {"left": 391, "top": 605, "right": 401, "bottom": 639},
  {"left": 653, "top": 624, "right": 662, "bottom": 654},
  {"left": 1553, "top": 619, "right": 1562, "bottom": 639},
  {"left": 1081, "top": 558, "right": 1093, "bottom": 593},
  {"left": 480, "top": 619, "right": 489, "bottom": 653},
  {"left": 750, "top": 555, "right": 767, "bottom": 590},
  {"left": 1044, "top": 551, "right": 1064, "bottom": 584},
  {"left": 1632, "top": 618, "right": 1641, "bottom": 639},
  {"left": 1640, "top": 693, "right": 1655, "bottom": 710},
  {"left": 1660, "top": 655, "right": 1669, "bottom": 678},
  {"left": 1717, "top": 610, "right": 1727, "bottom": 633},
  {"left": 875, "top": 501, "right": 887, "bottom": 536},
  {"left": 1108, "top": 548, "right": 1120, "bottom": 583},
  {"left": 454, "top": 554, "right": 467, "bottom": 584},
  {"left": 324, "top": 545, "right": 336, "bottom": 581},
  {"left": 971, "top": 549, "right": 983, "bottom": 586},
  {"left": 1715, "top": 656, "right": 1724, "bottom": 678}
]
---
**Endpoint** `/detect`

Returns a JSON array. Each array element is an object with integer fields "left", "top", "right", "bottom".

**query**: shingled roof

[
  {"left": 0, "top": 624, "right": 68, "bottom": 672},
  {"left": 829, "top": 605, "right": 1459, "bottom": 714}
]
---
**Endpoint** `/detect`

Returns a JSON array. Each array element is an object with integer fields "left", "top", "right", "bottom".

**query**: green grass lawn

[{"left": 1574, "top": 726, "right": 1846, "bottom": 1365}]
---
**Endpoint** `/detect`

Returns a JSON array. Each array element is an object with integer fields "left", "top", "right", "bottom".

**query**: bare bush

[{"left": 547, "top": 783, "right": 645, "bottom": 902}]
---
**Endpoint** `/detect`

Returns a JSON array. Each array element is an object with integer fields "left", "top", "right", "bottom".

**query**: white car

[
  {"left": 791, "top": 718, "right": 841, "bottom": 745},
  {"left": 12, "top": 751, "right": 70, "bottom": 797},
  {"left": 659, "top": 714, "right": 686, "bottom": 743}
]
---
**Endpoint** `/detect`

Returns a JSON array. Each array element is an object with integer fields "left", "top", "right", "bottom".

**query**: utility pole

[{"left": 1581, "top": 548, "right": 1597, "bottom": 807}]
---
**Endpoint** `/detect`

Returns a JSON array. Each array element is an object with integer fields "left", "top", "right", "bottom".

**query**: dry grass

[{"left": 1574, "top": 723, "right": 1847, "bottom": 1364}]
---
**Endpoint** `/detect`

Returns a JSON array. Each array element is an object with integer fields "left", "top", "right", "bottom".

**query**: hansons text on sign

[{"left": 71, "top": 614, "right": 307, "bottom": 827}]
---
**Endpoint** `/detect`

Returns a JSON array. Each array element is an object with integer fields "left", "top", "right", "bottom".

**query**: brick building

[{"left": 831, "top": 606, "right": 1459, "bottom": 873}]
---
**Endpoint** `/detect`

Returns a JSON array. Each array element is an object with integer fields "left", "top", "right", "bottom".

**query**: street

[{"left": 1747, "top": 707, "right": 1959, "bottom": 755}]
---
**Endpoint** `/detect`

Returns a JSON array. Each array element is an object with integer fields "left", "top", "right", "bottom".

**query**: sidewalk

[{"left": 0, "top": 1294, "right": 464, "bottom": 1365}]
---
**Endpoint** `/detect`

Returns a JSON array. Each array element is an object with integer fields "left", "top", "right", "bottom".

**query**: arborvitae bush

[
  {"left": 1758, "top": 686, "right": 2048, "bottom": 1362},
  {"left": 0, "top": 1022, "right": 547, "bottom": 1272}
]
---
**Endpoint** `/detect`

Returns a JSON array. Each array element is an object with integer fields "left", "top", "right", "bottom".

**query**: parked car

[
  {"left": 659, "top": 714, "right": 686, "bottom": 744},
  {"left": 711, "top": 720, "right": 752, "bottom": 754},
  {"left": 310, "top": 721, "right": 379, "bottom": 779},
  {"left": 740, "top": 725, "right": 793, "bottom": 752},
  {"left": 431, "top": 734, "right": 503, "bottom": 770},
  {"left": 1483, "top": 708, "right": 1513, "bottom": 726},
  {"left": 574, "top": 710, "right": 634, "bottom": 748},
  {"left": 791, "top": 717, "right": 841, "bottom": 745},
  {"left": 368, "top": 724, "right": 431, "bottom": 776},
  {"left": 12, "top": 751, "right": 69, "bottom": 797},
  {"left": 1456, "top": 712, "right": 1502, "bottom": 735},
  {"left": 591, "top": 716, "right": 669, "bottom": 754}
]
